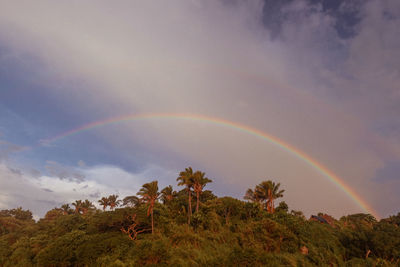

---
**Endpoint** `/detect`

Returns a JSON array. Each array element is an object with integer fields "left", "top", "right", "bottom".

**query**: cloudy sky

[{"left": 0, "top": 0, "right": 399, "bottom": 219}]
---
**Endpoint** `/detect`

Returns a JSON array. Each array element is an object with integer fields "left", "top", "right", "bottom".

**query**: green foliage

[
  {"left": 370, "top": 221, "right": 400, "bottom": 260},
  {"left": 0, "top": 177, "right": 399, "bottom": 266},
  {"left": 0, "top": 238, "right": 12, "bottom": 266},
  {"left": 245, "top": 180, "right": 284, "bottom": 213},
  {"left": 276, "top": 201, "right": 289, "bottom": 213},
  {"left": 0, "top": 207, "right": 33, "bottom": 221}
]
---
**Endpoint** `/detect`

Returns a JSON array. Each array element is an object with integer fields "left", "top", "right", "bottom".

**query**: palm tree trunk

[
  {"left": 189, "top": 191, "right": 192, "bottom": 216},
  {"left": 151, "top": 208, "right": 154, "bottom": 234},
  {"left": 271, "top": 198, "right": 275, "bottom": 213},
  {"left": 188, "top": 188, "right": 192, "bottom": 224},
  {"left": 267, "top": 189, "right": 272, "bottom": 213},
  {"left": 196, "top": 191, "right": 200, "bottom": 213}
]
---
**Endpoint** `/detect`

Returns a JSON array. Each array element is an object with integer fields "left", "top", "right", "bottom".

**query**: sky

[{"left": 0, "top": 0, "right": 399, "bottom": 219}]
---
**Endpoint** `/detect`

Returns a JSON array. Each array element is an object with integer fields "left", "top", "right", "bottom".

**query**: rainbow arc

[{"left": 39, "top": 113, "right": 379, "bottom": 219}]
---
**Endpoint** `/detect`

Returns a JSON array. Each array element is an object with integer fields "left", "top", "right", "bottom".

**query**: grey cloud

[
  {"left": 262, "top": 0, "right": 363, "bottom": 39},
  {"left": 45, "top": 160, "right": 85, "bottom": 182},
  {"left": 8, "top": 167, "right": 22, "bottom": 175},
  {"left": 89, "top": 192, "right": 100, "bottom": 198},
  {"left": 35, "top": 199, "right": 58, "bottom": 206},
  {"left": 42, "top": 188, "right": 54, "bottom": 193},
  {"left": 0, "top": 164, "right": 57, "bottom": 216},
  {"left": 29, "top": 169, "right": 41, "bottom": 178},
  {"left": 0, "top": 162, "right": 144, "bottom": 217}
]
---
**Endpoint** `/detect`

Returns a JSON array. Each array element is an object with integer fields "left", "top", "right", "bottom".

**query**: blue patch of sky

[
  {"left": 0, "top": 45, "right": 85, "bottom": 139},
  {"left": 262, "top": 0, "right": 363, "bottom": 40},
  {"left": 0, "top": 43, "right": 154, "bottom": 173},
  {"left": 309, "top": 0, "right": 362, "bottom": 39},
  {"left": 0, "top": 42, "right": 133, "bottom": 137},
  {"left": 262, "top": 0, "right": 293, "bottom": 39}
]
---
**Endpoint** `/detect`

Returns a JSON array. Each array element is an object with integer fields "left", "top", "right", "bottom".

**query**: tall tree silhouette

[
  {"left": 192, "top": 171, "right": 212, "bottom": 213},
  {"left": 267, "top": 181, "right": 284, "bottom": 213},
  {"left": 123, "top": 195, "right": 142, "bottom": 207},
  {"left": 60, "top": 204, "right": 72, "bottom": 215},
  {"left": 177, "top": 167, "right": 194, "bottom": 224},
  {"left": 72, "top": 200, "right": 83, "bottom": 214},
  {"left": 244, "top": 188, "right": 261, "bottom": 205},
  {"left": 245, "top": 180, "right": 284, "bottom": 213},
  {"left": 81, "top": 199, "right": 95, "bottom": 215},
  {"left": 254, "top": 180, "right": 284, "bottom": 213},
  {"left": 98, "top": 197, "right": 110, "bottom": 211},
  {"left": 160, "top": 185, "right": 175, "bottom": 204},
  {"left": 137, "top": 181, "right": 160, "bottom": 234},
  {"left": 107, "top": 195, "right": 121, "bottom": 210}
]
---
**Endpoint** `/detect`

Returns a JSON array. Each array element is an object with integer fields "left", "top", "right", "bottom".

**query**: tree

[
  {"left": 192, "top": 171, "right": 212, "bottom": 213},
  {"left": 60, "top": 204, "right": 72, "bottom": 215},
  {"left": 268, "top": 181, "right": 284, "bottom": 213},
  {"left": 81, "top": 200, "right": 95, "bottom": 215},
  {"left": 370, "top": 221, "right": 400, "bottom": 260},
  {"left": 381, "top": 212, "right": 400, "bottom": 226},
  {"left": 160, "top": 185, "right": 175, "bottom": 204},
  {"left": 107, "top": 195, "right": 121, "bottom": 210},
  {"left": 290, "top": 210, "right": 305, "bottom": 220},
  {"left": 275, "top": 201, "right": 289, "bottom": 213},
  {"left": 72, "top": 200, "right": 83, "bottom": 214},
  {"left": 216, "top": 197, "right": 243, "bottom": 225},
  {"left": 44, "top": 208, "right": 64, "bottom": 221},
  {"left": 254, "top": 181, "right": 271, "bottom": 211},
  {"left": 255, "top": 180, "right": 284, "bottom": 213},
  {"left": 137, "top": 181, "right": 160, "bottom": 234},
  {"left": 1, "top": 207, "right": 33, "bottom": 221},
  {"left": 120, "top": 214, "right": 148, "bottom": 240},
  {"left": 122, "top": 195, "right": 142, "bottom": 207},
  {"left": 245, "top": 180, "right": 284, "bottom": 213},
  {"left": 98, "top": 197, "right": 110, "bottom": 211},
  {"left": 177, "top": 167, "right": 194, "bottom": 224},
  {"left": 244, "top": 188, "right": 261, "bottom": 205}
]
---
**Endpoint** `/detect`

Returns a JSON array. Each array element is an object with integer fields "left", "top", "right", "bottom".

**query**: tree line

[
  {"left": 1, "top": 167, "right": 399, "bottom": 266},
  {"left": 60, "top": 167, "right": 285, "bottom": 236}
]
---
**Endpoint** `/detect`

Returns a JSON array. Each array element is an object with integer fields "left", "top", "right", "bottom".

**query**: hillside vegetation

[{"left": 1, "top": 167, "right": 399, "bottom": 266}]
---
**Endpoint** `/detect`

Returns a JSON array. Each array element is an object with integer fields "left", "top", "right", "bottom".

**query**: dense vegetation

[{"left": 1, "top": 167, "right": 399, "bottom": 266}]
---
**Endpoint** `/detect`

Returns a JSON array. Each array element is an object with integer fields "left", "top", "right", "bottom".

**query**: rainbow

[{"left": 39, "top": 112, "right": 379, "bottom": 219}]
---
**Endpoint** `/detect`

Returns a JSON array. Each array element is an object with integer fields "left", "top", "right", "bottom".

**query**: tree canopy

[{"left": 0, "top": 168, "right": 398, "bottom": 266}]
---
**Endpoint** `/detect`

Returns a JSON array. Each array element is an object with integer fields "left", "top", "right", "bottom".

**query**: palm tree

[
  {"left": 137, "top": 181, "right": 160, "bottom": 234},
  {"left": 269, "top": 181, "right": 284, "bottom": 213},
  {"left": 177, "top": 167, "right": 194, "bottom": 224},
  {"left": 72, "top": 200, "right": 83, "bottom": 214},
  {"left": 107, "top": 195, "right": 121, "bottom": 210},
  {"left": 254, "top": 181, "right": 272, "bottom": 211},
  {"left": 254, "top": 180, "right": 284, "bottom": 213},
  {"left": 244, "top": 188, "right": 264, "bottom": 211},
  {"left": 160, "top": 185, "right": 175, "bottom": 204},
  {"left": 122, "top": 195, "right": 142, "bottom": 207},
  {"left": 60, "top": 204, "right": 72, "bottom": 215},
  {"left": 98, "top": 197, "right": 110, "bottom": 211},
  {"left": 244, "top": 188, "right": 260, "bottom": 204},
  {"left": 192, "top": 171, "right": 212, "bottom": 213},
  {"left": 81, "top": 199, "right": 95, "bottom": 215},
  {"left": 244, "top": 180, "right": 284, "bottom": 213}
]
